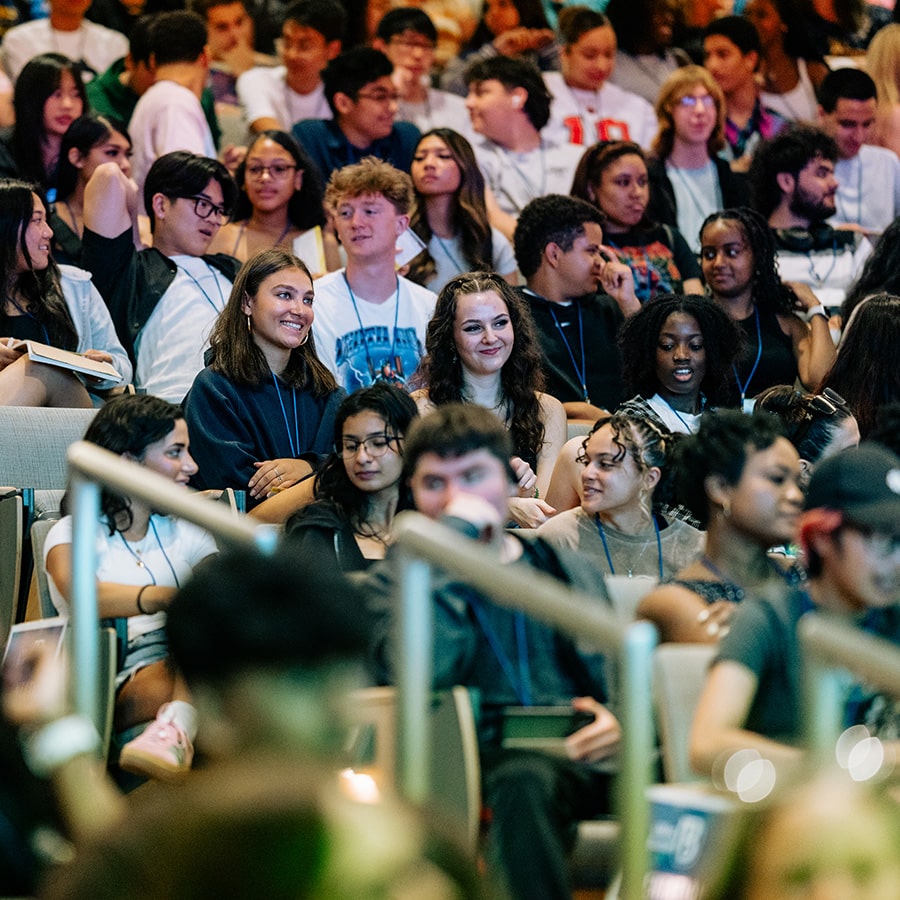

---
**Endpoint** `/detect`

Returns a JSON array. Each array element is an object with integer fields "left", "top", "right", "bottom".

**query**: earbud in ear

[{"left": 512, "top": 96, "right": 521, "bottom": 108}]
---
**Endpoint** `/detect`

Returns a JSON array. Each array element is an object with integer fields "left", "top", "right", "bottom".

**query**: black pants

[{"left": 481, "top": 749, "right": 613, "bottom": 900}]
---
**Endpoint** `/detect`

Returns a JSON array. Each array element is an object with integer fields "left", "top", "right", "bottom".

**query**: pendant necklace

[{"left": 596, "top": 515, "right": 663, "bottom": 579}]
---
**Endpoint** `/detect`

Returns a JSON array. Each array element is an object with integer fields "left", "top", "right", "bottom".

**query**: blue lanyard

[
  {"left": 271, "top": 371, "right": 299, "bottom": 457},
  {"left": 733, "top": 305, "right": 763, "bottom": 403},
  {"left": 545, "top": 299, "right": 589, "bottom": 404},
  {"left": 342, "top": 272, "right": 400, "bottom": 384},
  {"left": 470, "top": 599, "right": 533, "bottom": 706},
  {"left": 178, "top": 262, "right": 226, "bottom": 315},
  {"left": 5, "top": 294, "right": 50, "bottom": 343},
  {"left": 595, "top": 515, "right": 663, "bottom": 580}
]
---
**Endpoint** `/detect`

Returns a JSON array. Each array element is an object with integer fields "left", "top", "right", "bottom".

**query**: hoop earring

[
  {"left": 246, "top": 315, "right": 252, "bottom": 334},
  {"left": 299, "top": 332, "right": 309, "bottom": 346},
  {"left": 721, "top": 499, "right": 731, "bottom": 519}
]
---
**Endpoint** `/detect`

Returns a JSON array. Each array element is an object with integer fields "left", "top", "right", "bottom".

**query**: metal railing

[
  {"left": 801, "top": 612, "right": 900, "bottom": 763},
  {"left": 392, "top": 512, "right": 658, "bottom": 900},
  {"left": 65, "top": 441, "right": 278, "bottom": 729}
]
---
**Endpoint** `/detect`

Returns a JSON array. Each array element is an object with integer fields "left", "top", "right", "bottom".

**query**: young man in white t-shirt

[
  {"left": 313, "top": 157, "right": 436, "bottom": 392},
  {"left": 237, "top": 0, "right": 344, "bottom": 133},
  {"left": 464, "top": 55, "right": 584, "bottom": 241},
  {"left": 81, "top": 152, "right": 241, "bottom": 403}
]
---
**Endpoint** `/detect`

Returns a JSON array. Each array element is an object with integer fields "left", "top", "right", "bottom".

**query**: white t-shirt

[
  {"left": 312, "top": 268, "right": 436, "bottom": 392},
  {"left": 236, "top": 66, "right": 332, "bottom": 129},
  {"left": 44, "top": 514, "right": 216, "bottom": 643},
  {"left": 129, "top": 80, "right": 218, "bottom": 195},
  {"left": 134, "top": 255, "right": 233, "bottom": 403},
  {"left": 834, "top": 144, "right": 900, "bottom": 238},
  {"left": 608, "top": 50, "right": 681, "bottom": 106},
  {"left": 774, "top": 233, "right": 872, "bottom": 311},
  {"left": 397, "top": 87, "right": 471, "bottom": 136},
  {"left": 760, "top": 59, "right": 818, "bottom": 123},
  {"left": 543, "top": 72, "right": 658, "bottom": 150},
  {"left": 424, "top": 227, "right": 517, "bottom": 293},
  {"left": 666, "top": 159, "right": 723, "bottom": 254},
  {"left": 1, "top": 19, "right": 128, "bottom": 82},
  {"left": 472, "top": 135, "right": 584, "bottom": 217}
]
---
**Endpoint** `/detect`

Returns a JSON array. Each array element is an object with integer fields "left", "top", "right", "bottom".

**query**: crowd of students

[{"left": 1, "top": 0, "right": 900, "bottom": 896}]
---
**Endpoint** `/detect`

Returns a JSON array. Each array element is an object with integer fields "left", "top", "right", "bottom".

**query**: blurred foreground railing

[
  {"left": 65, "top": 441, "right": 278, "bottom": 730},
  {"left": 391, "top": 511, "right": 658, "bottom": 900},
  {"left": 801, "top": 612, "right": 900, "bottom": 763}
]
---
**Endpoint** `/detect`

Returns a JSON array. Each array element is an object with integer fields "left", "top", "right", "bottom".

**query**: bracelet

[
  {"left": 136, "top": 584, "right": 151, "bottom": 615},
  {"left": 804, "top": 304, "right": 828, "bottom": 322},
  {"left": 22, "top": 714, "right": 100, "bottom": 778}
]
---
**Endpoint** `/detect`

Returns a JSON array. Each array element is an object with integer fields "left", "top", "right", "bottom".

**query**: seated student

[
  {"left": 0, "top": 180, "right": 132, "bottom": 407},
  {"left": 513, "top": 194, "right": 639, "bottom": 422},
  {"left": 372, "top": 8, "right": 470, "bottom": 135},
  {"left": 647, "top": 66, "right": 748, "bottom": 255},
  {"left": 184, "top": 247, "right": 343, "bottom": 506},
  {"left": 0, "top": 54, "right": 87, "bottom": 199},
  {"left": 50, "top": 115, "right": 133, "bottom": 266},
  {"left": 0, "top": 0, "right": 128, "bottom": 84},
  {"left": 128, "top": 12, "right": 219, "bottom": 196},
  {"left": 312, "top": 157, "right": 437, "bottom": 393},
  {"left": 408, "top": 128, "right": 517, "bottom": 294},
  {"left": 637, "top": 409, "right": 804, "bottom": 645},
  {"left": 284, "top": 382, "right": 418, "bottom": 566},
  {"left": 81, "top": 152, "right": 239, "bottom": 403},
  {"left": 572, "top": 141, "right": 703, "bottom": 304},
  {"left": 690, "top": 442, "right": 900, "bottom": 775},
  {"left": 817, "top": 67, "right": 900, "bottom": 240},
  {"left": 194, "top": 0, "right": 275, "bottom": 109},
  {"left": 87, "top": 16, "right": 222, "bottom": 150},
  {"left": 703, "top": 15, "right": 788, "bottom": 172},
  {"left": 543, "top": 7, "right": 658, "bottom": 151},
  {"left": 237, "top": 0, "right": 344, "bottom": 134},
  {"left": 464, "top": 55, "right": 584, "bottom": 241},
  {"left": 748, "top": 124, "right": 872, "bottom": 312},
  {"left": 538, "top": 412, "right": 704, "bottom": 582},
  {"left": 291, "top": 48, "right": 421, "bottom": 185},
  {"left": 367, "top": 403, "right": 621, "bottom": 900}
]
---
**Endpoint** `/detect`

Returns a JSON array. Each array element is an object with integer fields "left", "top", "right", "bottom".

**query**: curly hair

[
  {"left": 208, "top": 247, "right": 337, "bottom": 394},
  {"left": 230, "top": 130, "right": 326, "bottom": 232},
  {"left": 672, "top": 407, "right": 786, "bottom": 527},
  {"left": 64, "top": 394, "right": 185, "bottom": 535},
  {"left": 324, "top": 156, "right": 413, "bottom": 216},
  {"left": 842, "top": 218, "right": 900, "bottom": 323},
  {"left": 287, "top": 383, "right": 418, "bottom": 536},
  {"left": 414, "top": 273, "right": 547, "bottom": 464},
  {"left": 618, "top": 293, "right": 742, "bottom": 405},
  {"left": 0, "top": 179, "right": 78, "bottom": 351},
  {"left": 754, "top": 384, "right": 856, "bottom": 463},
  {"left": 408, "top": 129, "right": 493, "bottom": 287},
  {"left": 700, "top": 207, "right": 794, "bottom": 315},
  {"left": 578, "top": 411, "right": 679, "bottom": 518},
  {"left": 747, "top": 124, "right": 838, "bottom": 219},
  {"left": 821, "top": 293, "right": 900, "bottom": 437},
  {"left": 653, "top": 65, "right": 726, "bottom": 161}
]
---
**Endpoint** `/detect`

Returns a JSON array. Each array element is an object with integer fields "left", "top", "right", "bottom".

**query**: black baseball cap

[{"left": 804, "top": 443, "right": 900, "bottom": 534}]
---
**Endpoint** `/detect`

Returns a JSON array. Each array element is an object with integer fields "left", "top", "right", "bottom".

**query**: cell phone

[
  {"left": 501, "top": 706, "right": 595, "bottom": 755},
  {"left": 394, "top": 228, "right": 427, "bottom": 268},
  {"left": 1, "top": 618, "right": 67, "bottom": 692}
]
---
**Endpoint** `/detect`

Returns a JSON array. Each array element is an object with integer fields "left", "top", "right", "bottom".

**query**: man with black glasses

[{"left": 82, "top": 152, "right": 240, "bottom": 403}]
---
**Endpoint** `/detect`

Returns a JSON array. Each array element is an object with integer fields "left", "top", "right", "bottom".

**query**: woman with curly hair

[
  {"left": 183, "top": 248, "right": 343, "bottom": 508},
  {"left": 544, "top": 292, "right": 741, "bottom": 512},
  {"left": 538, "top": 411, "right": 704, "bottom": 587},
  {"left": 407, "top": 128, "right": 517, "bottom": 293},
  {"left": 207, "top": 130, "right": 339, "bottom": 273},
  {"left": 637, "top": 408, "right": 804, "bottom": 644},
  {"left": 700, "top": 207, "right": 836, "bottom": 406},
  {"left": 284, "top": 383, "right": 417, "bottom": 570},
  {"left": 412, "top": 272, "right": 566, "bottom": 527},
  {"left": 820, "top": 292, "right": 900, "bottom": 438}
]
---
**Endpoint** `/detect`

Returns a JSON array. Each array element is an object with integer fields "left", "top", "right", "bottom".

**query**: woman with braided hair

[{"left": 699, "top": 206, "right": 836, "bottom": 406}]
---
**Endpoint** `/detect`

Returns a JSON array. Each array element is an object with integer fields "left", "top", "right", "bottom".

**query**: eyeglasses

[
  {"left": 337, "top": 434, "right": 399, "bottom": 458},
  {"left": 677, "top": 94, "right": 716, "bottom": 109},
  {"left": 804, "top": 388, "right": 849, "bottom": 418},
  {"left": 184, "top": 195, "right": 230, "bottom": 222},
  {"left": 356, "top": 89, "right": 400, "bottom": 104},
  {"left": 245, "top": 163, "right": 298, "bottom": 181}
]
